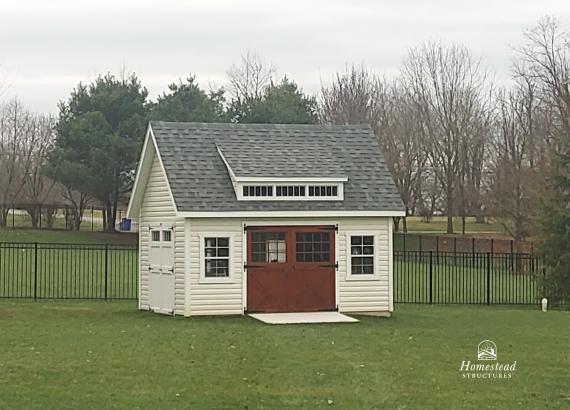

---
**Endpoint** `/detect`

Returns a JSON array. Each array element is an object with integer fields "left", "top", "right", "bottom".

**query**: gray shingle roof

[
  {"left": 216, "top": 138, "right": 346, "bottom": 178},
  {"left": 150, "top": 121, "right": 404, "bottom": 212}
]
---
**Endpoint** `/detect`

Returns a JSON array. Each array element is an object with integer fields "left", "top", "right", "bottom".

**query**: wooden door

[{"left": 246, "top": 226, "right": 335, "bottom": 313}]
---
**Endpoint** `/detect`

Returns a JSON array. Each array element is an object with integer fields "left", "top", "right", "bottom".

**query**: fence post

[
  {"left": 34, "top": 242, "right": 38, "bottom": 300},
  {"left": 510, "top": 240, "right": 514, "bottom": 272},
  {"left": 429, "top": 251, "right": 433, "bottom": 304},
  {"left": 104, "top": 244, "right": 109, "bottom": 300},
  {"left": 419, "top": 235, "right": 423, "bottom": 252},
  {"left": 491, "top": 239, "right": 494, "bottom": 255},
  {"left": 486, "top": 252, "right": 491, "bottom": 305},
  {"left": 403, "top": 234, "right": 406, "bottom": 252}
]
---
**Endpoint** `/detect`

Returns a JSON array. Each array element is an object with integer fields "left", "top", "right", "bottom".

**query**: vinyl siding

[
  {"left": 337, "top": 218, "right": 391, "bottom": 313},
  {"left": 138, "top": 150, "right": 185, "bottom": 315},
  {"left": 187, "top": 218, "right": 243, "bottom": 315},
  {"left": 186, "top": 217, "right": 391, "bottom": 315}
]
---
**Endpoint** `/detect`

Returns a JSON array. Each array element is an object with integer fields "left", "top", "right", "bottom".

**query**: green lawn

[
  {"left": 395, "top": 255, "right": 544, "bottom": 305},
  {"left": 0, "top": 242, "right": 137, "bottom": 299},
  {"left": 0, "top": 228, "right": 136, "bottom": 245},
  {"left": 2, "top": 210, "right": 106, "bottom": 231},
  {"left": 0, "top": 302, "right": 568, "bottom": 409},
  {"left": 404, "top": 216, "right": 509, "bottom": 235}
]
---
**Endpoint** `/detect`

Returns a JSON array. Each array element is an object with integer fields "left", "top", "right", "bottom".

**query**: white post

[{"left": 541, "top": 298, "right": 548, "bottom": 312}]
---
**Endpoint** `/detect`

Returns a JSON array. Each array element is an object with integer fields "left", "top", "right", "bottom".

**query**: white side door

[{"left": 149, "top": 223, "right": 175, "bottom": 314}]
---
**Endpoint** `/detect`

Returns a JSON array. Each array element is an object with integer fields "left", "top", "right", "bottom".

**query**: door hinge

[
  {"left": 320, "top": 225, "right": 338, "bottom": 232},
  {"left": 244, "top": 263, "right": 262, "bottom": 270}
]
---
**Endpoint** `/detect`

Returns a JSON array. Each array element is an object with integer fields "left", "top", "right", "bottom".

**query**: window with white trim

[
  {"left": 236, "top": 182, "right": 344, "bottom": 200},
  {"left": 349, "top": 235, "right": 375, "bottom": 275},
  {"left": 276, "top": 185, "right": 306, "bottom": 197},
  {"left": 204, "top": 237, "right": 230, "bottom": 278},
  {"left": 243, "top": 185, "right": 273, "bottom": 197}
]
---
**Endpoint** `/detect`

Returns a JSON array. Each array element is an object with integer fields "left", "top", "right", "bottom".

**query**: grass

[
  {"left": 0, "top": 228, "right": 136, "bottom": 245},
  {"left": 395, "top": 256, "right": 543, "bottom": 305},
  {"left": 0, "top": 302, "right": 568, "bottom": 409},
  {"left": 2, "top": 210, "right": 106, "bottom": 231},
  {"left": 404, "top": 216, "right": 509, "bottom": 235},
  {"left": 0, "top": 243, "right": 137, "bottom": 299}
]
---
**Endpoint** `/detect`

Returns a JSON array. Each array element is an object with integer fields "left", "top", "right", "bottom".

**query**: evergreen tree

[
  {"left": 47, "top": 73, "right": 149, "bottom": 232},
  {"left": 150, "top": 76, "right": 226, "bottom": 122},
  {"left": 540, "top": 147, "right": 570, "bottom": 304},
  {"left": 230, "top": 77, "right": 317, "bottom": 124}
]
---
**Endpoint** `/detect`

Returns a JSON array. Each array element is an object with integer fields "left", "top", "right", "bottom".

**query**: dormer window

[
  {"left": 215, "top": 143, "right": 347, "bottom": 202},
  {"left": 236, "top": 182, "right": 344, "bottom": 201},
  {"left": 243, "top": 185, "right": 273, "bottom": 197}
]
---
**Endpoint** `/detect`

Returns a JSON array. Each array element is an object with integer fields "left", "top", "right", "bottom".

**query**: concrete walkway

[{"left": 249, "top": 312, "right": 359, "bottom": 324}]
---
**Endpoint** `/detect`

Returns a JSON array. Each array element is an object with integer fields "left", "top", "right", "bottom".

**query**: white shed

[{"left": 127, "top": 122, "right": 404, "bottom": 316}]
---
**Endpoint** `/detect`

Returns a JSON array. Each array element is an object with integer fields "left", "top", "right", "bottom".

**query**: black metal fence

[
  {"left": 1, "top": 243, "right": 568, "bottom": 308},
  {"left": 394, "top": 251, "right": 569, "bottom": 307},
  {"left": 0, "top": 243, "right": 137, "bottom": 299},
  {"left": 394, "top": 233, "right": 534, "bottom": 254}
]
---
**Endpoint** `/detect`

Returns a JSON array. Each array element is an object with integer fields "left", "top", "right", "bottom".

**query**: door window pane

[
  {"left": 251, "top": 232, "right": 286, "bottom": 263},
  {"left": 296, "top": 232, "right": 330, "bottom": 262},
  {"left": 151, "top": 230, "right": 160, "bottom": 242}
]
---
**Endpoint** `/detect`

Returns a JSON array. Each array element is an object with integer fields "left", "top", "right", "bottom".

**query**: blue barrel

[{"left": 121, "top": 218, "right": 132, "bottom": 231}]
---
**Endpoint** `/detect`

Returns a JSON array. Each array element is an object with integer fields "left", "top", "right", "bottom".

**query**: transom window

[
  {"left": 350, "top": 235, "right": 374, "bottom": 275},
  {"left": 236, "top": 182, "right": 343, "bottom": 201},
  {"left": 309, "top": 185, "right": 338, "bottom": 197},
  {"left": 276, "top": 185, "right": 306, "bottom": 197},
  {"left": 204, "top": 237, "right": 230, "bottom": 278},
  {"left": 296, "top": 232, "right": 330, "bottom": 262},
  {"left": 251, "top": 232, "right": 286, "bottom": 263},
  {"left": 243, "top": 185, "right": 273, "bottom": 197}
]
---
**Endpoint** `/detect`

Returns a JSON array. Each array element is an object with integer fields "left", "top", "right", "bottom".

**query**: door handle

[{"left": 319, "top": 262, "right": 338, "bottom": 269}]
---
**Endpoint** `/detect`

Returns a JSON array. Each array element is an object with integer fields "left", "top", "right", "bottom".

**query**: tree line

[{"left": 0, "top": 17, "right": 568, "bottom": 256}]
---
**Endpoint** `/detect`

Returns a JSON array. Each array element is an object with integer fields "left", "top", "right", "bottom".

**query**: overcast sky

[{"left": 2, "top": 0, "right": 570, "bottom": 114}]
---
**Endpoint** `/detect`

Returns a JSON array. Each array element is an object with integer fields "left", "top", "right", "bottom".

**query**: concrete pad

[{"left": 248, "top": 312, "right": 359, "bottom": 324}]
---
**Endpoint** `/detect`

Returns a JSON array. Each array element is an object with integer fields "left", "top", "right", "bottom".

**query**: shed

[{"left": 127, "top": 122, "right": 404, "bottom": 316}]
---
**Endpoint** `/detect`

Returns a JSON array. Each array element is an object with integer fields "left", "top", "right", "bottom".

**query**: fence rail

[
  {"left": 1, "top": 243, "right": 567, "bottom": 308},
  {"left": 393, "top": 251, "right": 570, "bottom": 307},
  {"left": 0, "top": 242, "right": 137, "bottom": 300},
  {"left": 394, "top": 233, "right": 534, "bottom": 254}
]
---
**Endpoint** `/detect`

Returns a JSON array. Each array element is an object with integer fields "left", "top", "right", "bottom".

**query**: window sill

[
  {"left": 199, "top": 277, "right": 237, "bottom": 284},
  {"left": 345, "top": 274, "right": 381, "bottom": 281}
]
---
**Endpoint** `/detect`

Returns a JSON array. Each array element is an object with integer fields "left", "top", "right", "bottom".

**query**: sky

[{"left": 1, "top": 0, "right": 570, "bottom": 114}]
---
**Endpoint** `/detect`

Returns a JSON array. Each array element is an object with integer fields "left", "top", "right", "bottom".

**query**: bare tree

[
  {"left": 380, "top": 84, "right": 428, "bottom": 232},
  {"left": 486, "top": 83, "right": 542, "bottom": 251},
  {"left": 0, "top": 99, "right": 37, "bottom": 227},
  {"left": 227, "top": 50, "right": 276, "bottom": 104},
  {"left": 320, "top": 66, "right": 427, "bottom": 231},
  {"left": 319, "top": 65, "right": 382, "bottom": 126},
  {"left": 402, "top": 42, "right": 491, "bottom": 234},
  {"left": 517, "top": 16, "right": 570, "bottom": 145},
  {"left": 21, "top": 115, "right": 57, "bottom": 227}
]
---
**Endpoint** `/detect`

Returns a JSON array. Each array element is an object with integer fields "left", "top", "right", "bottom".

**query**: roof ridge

[{"left": 150, "top": 121, "right": 372, "bottom": 131}]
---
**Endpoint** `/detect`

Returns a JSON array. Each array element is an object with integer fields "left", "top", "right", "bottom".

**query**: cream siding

[
  {"left": 187, "top": 218, "right": 244, "bottom": 315},
  {"left": 138, "top": 151, "right": 185, "bottom": 315},
  {"left": 187, "top": 216, "right": 392, "bottom": 315},
  {"left": 337, "top": 218, "right": 390, "bottom": 313}
]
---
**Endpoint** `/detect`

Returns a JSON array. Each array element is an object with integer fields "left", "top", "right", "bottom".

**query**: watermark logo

[
  {"left": 477, "top": 340, "right": 497, "bottom": 361},
  {"left": 459, "top": 340, "right": 516, "bottom": 379}
]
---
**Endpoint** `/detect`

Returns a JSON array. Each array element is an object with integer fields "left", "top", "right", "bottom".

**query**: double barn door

[{"left": 246, "top": 226, "right": 336, "bottom": 313}]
